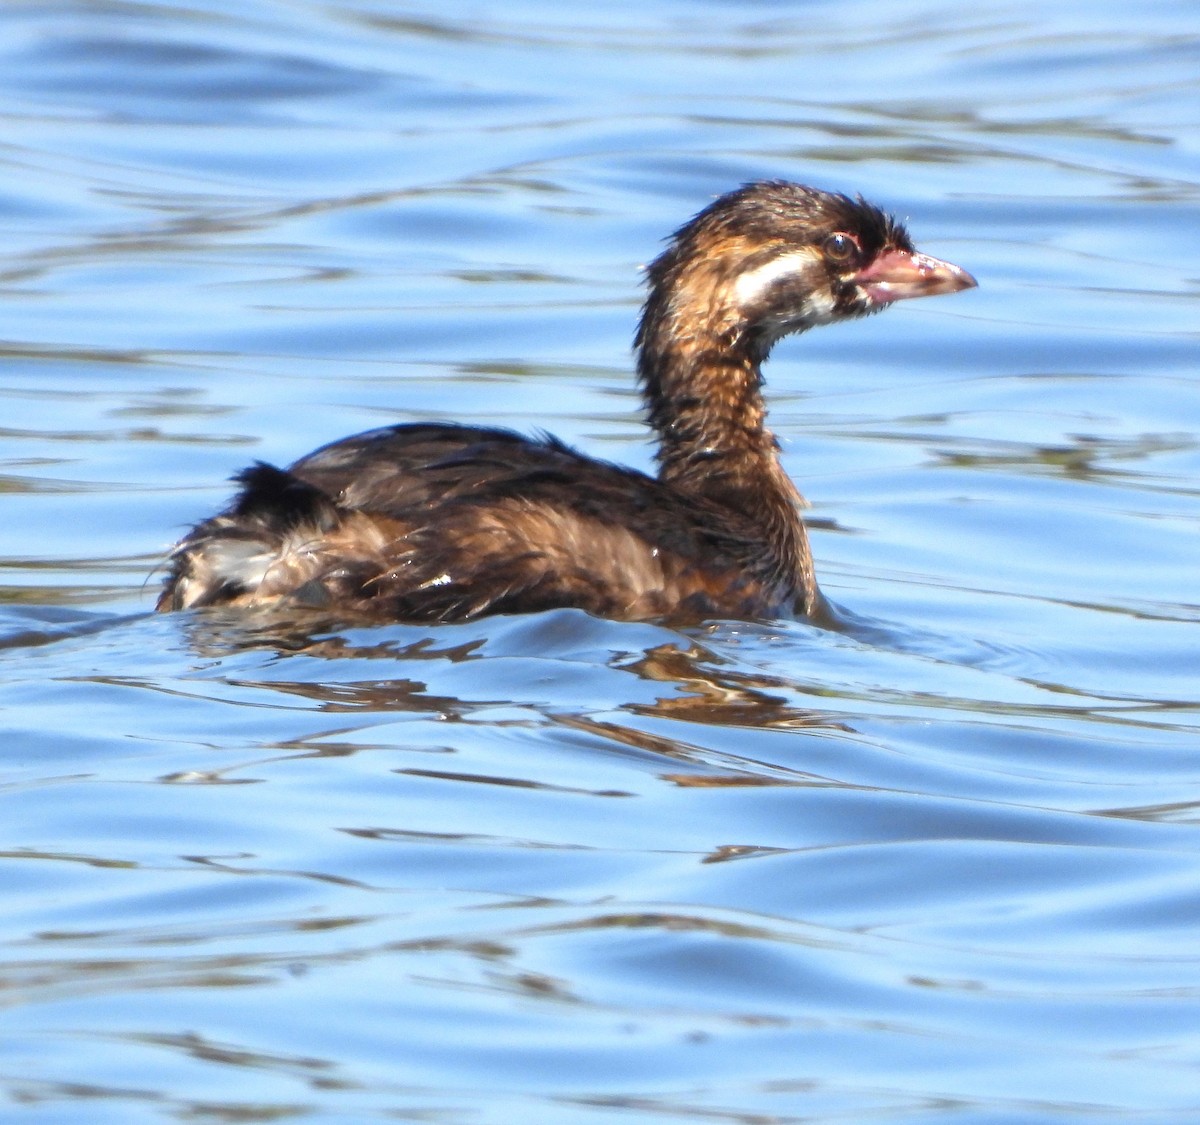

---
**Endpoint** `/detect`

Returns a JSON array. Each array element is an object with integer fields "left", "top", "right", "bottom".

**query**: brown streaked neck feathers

[
  {"left": 634, "top": 241, "right": 818, "bottom": 610},
  {"left": 630, "top": 180, "right": 967, "bottom": 620},
  {"left": 633, "top": 187, "right": 835, "bottom": 613}
]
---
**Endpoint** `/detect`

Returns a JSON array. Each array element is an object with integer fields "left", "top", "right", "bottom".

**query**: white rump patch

[{"left": 202, "top": 538, "right": 275, "bottom": 591}]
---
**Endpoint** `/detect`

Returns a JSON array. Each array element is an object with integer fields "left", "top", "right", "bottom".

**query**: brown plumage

[{"left": 158, "top": 180, "right": 976, "bottom": 623}]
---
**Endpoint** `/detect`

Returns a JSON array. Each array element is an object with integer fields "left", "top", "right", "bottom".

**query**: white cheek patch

[{"left": 732, "top": 249, "right": 821, "bottom": 307}]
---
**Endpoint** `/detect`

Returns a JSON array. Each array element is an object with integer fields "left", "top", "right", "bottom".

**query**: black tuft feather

[{"left": 230, "top": 462, "right": 343, "bottom": 533}]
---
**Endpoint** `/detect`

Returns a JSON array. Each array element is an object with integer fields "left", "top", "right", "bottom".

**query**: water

[{"left": 2, "top": 1, "right": 1199, "bottom": 1121}]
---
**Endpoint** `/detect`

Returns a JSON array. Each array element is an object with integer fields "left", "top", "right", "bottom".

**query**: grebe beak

[{"left": 854, "top": 249, "right": 977, "bottom": 307}]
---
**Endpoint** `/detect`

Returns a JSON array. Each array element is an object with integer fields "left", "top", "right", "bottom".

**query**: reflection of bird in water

[{"left": 159, "top": 181, "right": 974, "bottom": 623}]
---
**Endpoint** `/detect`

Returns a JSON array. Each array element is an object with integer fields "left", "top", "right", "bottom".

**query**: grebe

[{"left": 158, "top": 181, "right": 975, "bottom": 623}]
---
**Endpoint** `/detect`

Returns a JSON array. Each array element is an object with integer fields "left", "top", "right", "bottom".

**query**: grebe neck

[
  {"left": 636, "top": 307, "right": 775, "bottom": 490},
  {"left": 635, "top": 287, "right": 818, "bottom": 614}
]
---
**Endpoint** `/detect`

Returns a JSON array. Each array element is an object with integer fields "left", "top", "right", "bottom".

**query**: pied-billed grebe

[{"left": 158, "top": 181, "right": 975, "bottom": 623}]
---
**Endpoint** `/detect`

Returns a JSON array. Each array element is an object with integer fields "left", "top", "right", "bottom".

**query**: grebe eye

[{"left": 823, "top": 232, "right": 860, "bottom": 265}]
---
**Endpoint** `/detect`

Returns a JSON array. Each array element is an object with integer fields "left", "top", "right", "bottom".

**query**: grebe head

[{"left": 638, "top": 180, "right": 977, "bottom": 360}]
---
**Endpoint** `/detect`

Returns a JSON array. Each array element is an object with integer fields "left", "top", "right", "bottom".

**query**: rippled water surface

[{"left": 2, "top": 1, "right": 1199, "bottom": 1121}]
